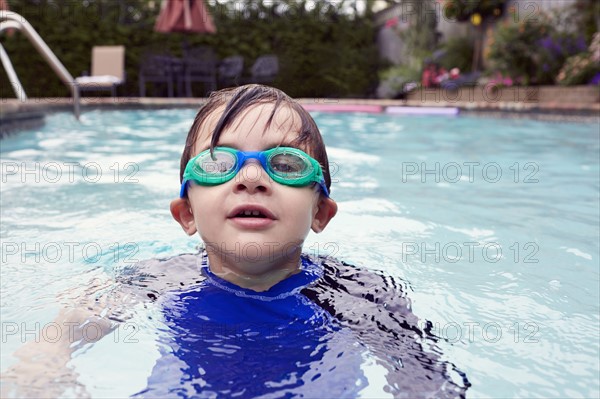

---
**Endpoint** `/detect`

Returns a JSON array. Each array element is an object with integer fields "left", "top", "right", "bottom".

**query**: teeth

[{"left": 239, "top": 210, "right": 263, "bottom": 217}]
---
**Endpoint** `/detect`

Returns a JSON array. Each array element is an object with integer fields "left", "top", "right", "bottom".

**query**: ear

[
  {"left": 311, "top": 196, "right": 338, "bottom": 233},
  {"left": 170, "top": 198, "right": 197, "bottom": 236}
]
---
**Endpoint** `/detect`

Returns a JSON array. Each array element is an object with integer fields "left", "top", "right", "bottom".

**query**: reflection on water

[{"left": 1, "top": 110, "right": 598, "bottom": 398}]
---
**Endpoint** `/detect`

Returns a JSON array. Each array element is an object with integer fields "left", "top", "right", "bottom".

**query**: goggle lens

[
  {"left": 198, "top": 151, "right": 236, "bottom": 175},
  {"left": 268, "top": 152, "right": 311, "bottom": 177}
]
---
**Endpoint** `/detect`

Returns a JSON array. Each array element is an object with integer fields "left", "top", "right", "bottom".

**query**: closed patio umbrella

[
  {"left": 151, "top": 0, "right": 217, "bottom": 97},
  {"left": 154, "top": 0, "right": 216, "bottom": 34}
]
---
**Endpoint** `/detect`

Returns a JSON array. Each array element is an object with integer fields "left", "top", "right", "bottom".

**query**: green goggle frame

[{"left": 180, "top": 146, "right": 329, "bottom": 198}]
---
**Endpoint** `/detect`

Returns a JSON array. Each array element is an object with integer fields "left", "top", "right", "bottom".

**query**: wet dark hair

[{"left": 179, "top": 84, "right": 332, "bottom": 195}]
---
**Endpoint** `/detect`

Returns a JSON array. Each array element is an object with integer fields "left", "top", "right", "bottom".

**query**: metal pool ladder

[{"left": 0, "top": 10, "right": 80, "bottom": 119}]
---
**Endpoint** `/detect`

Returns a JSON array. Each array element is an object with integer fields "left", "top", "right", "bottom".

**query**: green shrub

[
  {"left": 376, "top": 64, "right": 421, "bottom": 99},
  {"left": 486, "top": 16, "right": 553, "bottom": 85},
  {"left": 439, "top": 36, "right": 474, "bottom": 73},
  {"left": 0, "top": 0, "right": 379, "bottom": 98},
  {"left": 379, "top": 65, "right": 420, "bottom": 82}
]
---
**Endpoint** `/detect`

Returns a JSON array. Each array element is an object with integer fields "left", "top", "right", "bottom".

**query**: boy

[
  {"left": 1, "top": 85, "right": 468, "bottom": 398},
  {"left": 150, "top": 84, "right": 468, "bottom": 397}
]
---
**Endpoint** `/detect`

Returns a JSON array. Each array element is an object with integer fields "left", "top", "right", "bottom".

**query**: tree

[{"left": 442, "top": 0, "right": 507, "bottom": 71}]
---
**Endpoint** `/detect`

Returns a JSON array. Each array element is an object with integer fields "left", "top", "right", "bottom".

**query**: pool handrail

[{"left": 0, "top": 11, "right": 80, "bottom": 119}]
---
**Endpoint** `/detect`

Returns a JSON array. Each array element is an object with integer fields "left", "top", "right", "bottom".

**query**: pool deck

[{"left": 1, "top": 90, "right": 599, "bottom": 137}]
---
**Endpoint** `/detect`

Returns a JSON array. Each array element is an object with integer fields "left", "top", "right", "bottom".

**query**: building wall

[{"left": 377, "top": 26, "right": 406, "bottom": 65}]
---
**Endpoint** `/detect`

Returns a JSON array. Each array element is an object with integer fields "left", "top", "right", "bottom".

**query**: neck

[{"left": 205, "top": 248, "right": 302, "bottom": 292}]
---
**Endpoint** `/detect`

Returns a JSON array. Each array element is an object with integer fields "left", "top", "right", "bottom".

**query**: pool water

[{"left": 1, "top": 109, "right": 598, "bottom": 398}]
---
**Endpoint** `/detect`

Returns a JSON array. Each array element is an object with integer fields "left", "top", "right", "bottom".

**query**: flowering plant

[
  {"left": 487, "top": 72, "right": 516, "bottom": 87},
  {"left": 487, "top": 4, "right": 597, "bottom": 85},
  {"left": 556, "top": 32, "right": 600, "bottom": 85},
  {"left": 537, "top": 34, "right": 588, "bottom": 83},
  {"left": 589, "top": 32, "right": 600, "bottom": 63},
  {"left": 486, "top": 14, "right": 553, "bottom": 85}
]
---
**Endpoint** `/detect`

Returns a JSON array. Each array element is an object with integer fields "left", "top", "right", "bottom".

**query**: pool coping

[{"left": 2, "top": 96, "right": 599, "bottom": 137}]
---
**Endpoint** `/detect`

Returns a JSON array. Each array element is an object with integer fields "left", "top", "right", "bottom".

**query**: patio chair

[
  {"left": 182, "top": 46, "right": 217, "bottom": 97},
  {"left": 218, "top": 55, "right": 244, "bottom": 88},
  {"left": 75, "top": 46, "right": 125, "bottom": 96},
  {"left": 139, "top": 51, "right": 181, "bottom": 97},
  {"left": 245, "top": 55, "right": 279, "bottom": 84}
]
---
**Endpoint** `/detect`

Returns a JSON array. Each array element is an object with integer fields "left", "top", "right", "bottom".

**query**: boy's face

[{"left": 171, "top": 103, "right": 337, "bottom": 275}]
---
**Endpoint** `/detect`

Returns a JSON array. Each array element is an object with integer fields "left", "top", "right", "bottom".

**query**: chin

[{"left": 206, "top": 238, "right": 304, "bottom": 264}]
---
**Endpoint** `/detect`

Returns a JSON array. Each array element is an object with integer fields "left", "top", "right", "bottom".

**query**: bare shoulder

[{"left": 59, "top": 252, "right": 205, "bottom": 325}]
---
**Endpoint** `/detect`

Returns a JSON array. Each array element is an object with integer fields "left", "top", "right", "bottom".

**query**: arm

[
  {"left": 1, "top": 253, "right": 204, "bottom": 398},
  {"left": 0, "top": 276, "right": 126, "bottom": 398}
]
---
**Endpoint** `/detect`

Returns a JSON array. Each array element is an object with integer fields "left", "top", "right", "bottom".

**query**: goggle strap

[{"left": 180, "top": 180, "right": 188, "bottom": 198}]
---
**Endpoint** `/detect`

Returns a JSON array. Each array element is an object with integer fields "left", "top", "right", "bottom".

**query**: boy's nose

[{"left": 233, "top": 160, "right": 272, "bottom": 194}]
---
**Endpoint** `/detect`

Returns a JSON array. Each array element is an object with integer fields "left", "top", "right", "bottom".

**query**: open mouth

[
  {"left": 227, "top": 205, "right": 276, "bottom": 229},
  {"left": 235, "top": 210, "right": 268, "bottom": 218},
  {"left": 228, "top": 205, "right": 276, "bottom": 223}
]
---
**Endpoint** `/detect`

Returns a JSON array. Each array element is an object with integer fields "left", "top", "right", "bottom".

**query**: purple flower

[
  {"left": 539, "top": 36, "right": 553, "bottom": 50},
  {"left": 576, "top": 36, "right": 587, "bottom": 52},
  {"left": 590, "top": 72, "right": 600, "bottom": 85}
]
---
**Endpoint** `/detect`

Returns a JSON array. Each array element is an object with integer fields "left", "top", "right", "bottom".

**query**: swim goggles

[{"left": 180, "top": 146, "right": 329, "bottom": 198}]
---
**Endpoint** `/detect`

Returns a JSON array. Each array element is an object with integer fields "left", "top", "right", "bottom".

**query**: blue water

[{"left": 0, "top": 110, "right": 598, "bottom": 397}]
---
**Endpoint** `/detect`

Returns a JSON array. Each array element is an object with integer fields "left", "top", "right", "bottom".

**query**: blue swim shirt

[
  {"left": 125, "top": 251, "right": 470, "bottom": 398},
  {"left": 134, "top": 251, "right": 368, "bottom": 398}
]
